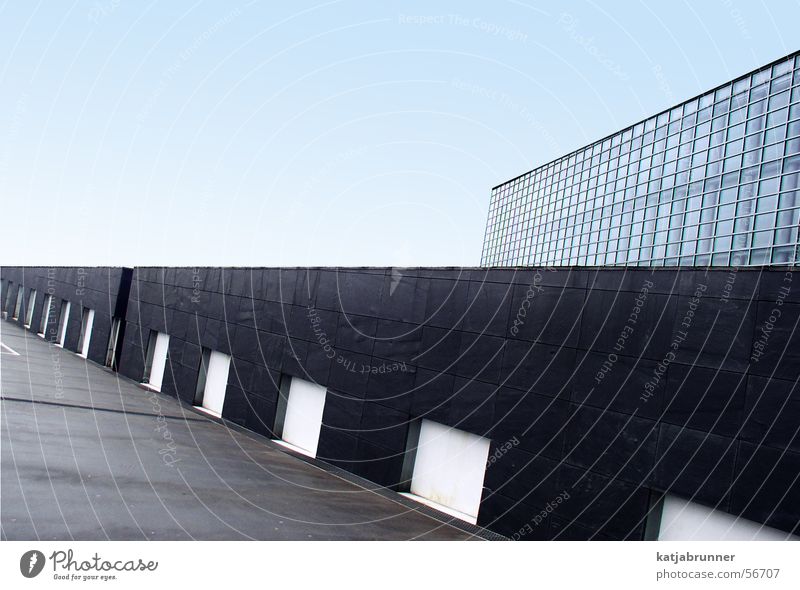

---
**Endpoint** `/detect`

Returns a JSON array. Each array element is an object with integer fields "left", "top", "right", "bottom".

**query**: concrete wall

[{"left": 2, "top": 265, "right": 798, "bottom": 540}]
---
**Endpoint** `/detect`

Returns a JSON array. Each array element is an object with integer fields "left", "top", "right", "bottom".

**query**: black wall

[
  {"left": 1, "top": 267, "right": 131, "bottom": 365},
  {"left": 2, "top": 265, "right": 799, "bottom": 540}
]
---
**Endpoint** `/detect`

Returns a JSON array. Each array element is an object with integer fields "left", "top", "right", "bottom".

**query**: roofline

[{"left": 490, "top": 48, "right": 800, "bottom": 191}]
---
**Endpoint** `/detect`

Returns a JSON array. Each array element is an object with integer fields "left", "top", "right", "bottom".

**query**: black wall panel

[{"left": 3, "top": 265, "right": 799, "bottom": 540}]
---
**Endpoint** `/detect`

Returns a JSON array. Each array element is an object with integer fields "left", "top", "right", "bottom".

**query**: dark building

[
  {"left": 1, "top": 265, "right": 798, "bottom": 540},
  {"left": 1, "top": 267, "right": 131, "bottom": 368}
]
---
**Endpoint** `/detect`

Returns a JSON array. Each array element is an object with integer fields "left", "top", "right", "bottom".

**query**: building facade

[
  {"left": 2, "top": 266, "right": 799, "bottom": 540},
  {"left": 482, "top": 51, "right": 800, "bottom": 267}
]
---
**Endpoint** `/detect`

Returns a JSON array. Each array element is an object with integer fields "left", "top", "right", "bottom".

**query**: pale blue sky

[{"left": 1, "top": 0, "right": 798, "bottom": 266}]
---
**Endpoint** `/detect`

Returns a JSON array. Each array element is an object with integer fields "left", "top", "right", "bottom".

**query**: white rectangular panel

[
  {"left": 147, "top": 331, "right": 170, "bottom": 391},
  {"left": 78, "top": 308, "right": 95, "bottom": 357},
  {"left": 57, "top": 301, "right": 71, "bottom": 345},
  {"left": 12, "top": 286, "right": 23, "bottom": 319},
  {"left": 280, "top": 377, "right": 327, "bottom": 458},
  {"left": 39, "top": 294, "right": 52, "bottom": 335},
  {"left": 105, "top": 317, "right": 121, "bottom": 367},
  {"left": 409, "top": 419, "right": 491, "bottom": 522},
  {"left": 200, "top": 350, "right": 231, "bottom": 416},
  {"left": 25, "top": 289, "right": 36, "bottom": 327},
  {"left": 657, "top": 494, "right": 799, "bottom": 541}
]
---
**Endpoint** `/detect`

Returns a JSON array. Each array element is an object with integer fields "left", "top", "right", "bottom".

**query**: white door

[
  {"left": 199, "top": 351, "right": 231, "bottom": 416},
  {"left": 39, "top": 294, "right": 53, "bottom": 335},
  {"left": 78, "top": 308, "right": 95, "bottom": 357},
  {"left": 57, "top": 301, "right": 71, "bottom": 345},
  {"left": 13, "top": 286, "right": 23, "bottom": 319},
  {"left": 4, "top": 284, "right": 15, "bottom": 314},
  {"left": 105, "top": 318, "right": 121, "bottom": 367},
  {"left": 280, "top": 377, "right": 327, "bottom": 457},
  {"left": 656, "top": 494, "right": 799, "bottom": 541},
  {"left": 409, "top": 419, "right": 491, "bottom": 523},
  {"left": 25, "top": 289, "right": 36, "bottom": 327},
  {"left": 147, "top": 332, "right": 170, "bottom": 391}
]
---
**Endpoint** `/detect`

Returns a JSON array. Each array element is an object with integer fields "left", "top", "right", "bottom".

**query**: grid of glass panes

[{"left": 481, "top": 52, "right": 800, "bottom": 267}]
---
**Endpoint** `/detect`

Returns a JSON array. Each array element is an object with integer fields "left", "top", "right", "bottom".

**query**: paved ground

[{"left": 0, "top": 322, "right": 474, "bottom": 540}]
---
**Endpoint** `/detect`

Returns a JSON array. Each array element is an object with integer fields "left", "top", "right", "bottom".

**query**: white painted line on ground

[{"left": 0, "top": 341, "right": 21, "bottom": 355}]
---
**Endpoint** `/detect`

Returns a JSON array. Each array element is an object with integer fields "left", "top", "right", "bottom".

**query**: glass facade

[{"left": 482, "top": 51, "right": 800, "bottom": 267}]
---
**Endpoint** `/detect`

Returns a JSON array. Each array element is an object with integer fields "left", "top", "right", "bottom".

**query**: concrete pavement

[{"left": 0, "top": 322, "right": 478, "bottom": 540}]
